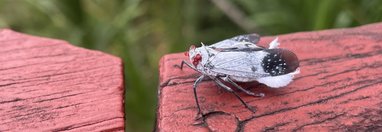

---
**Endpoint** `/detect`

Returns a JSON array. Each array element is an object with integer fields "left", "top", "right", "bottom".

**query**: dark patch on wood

[
  {"left": 292, "top": 113, "right": 345, "bottom": 131},
  {"left": 336, "top": 108, "right": 382, "bottom": 131},
  {"left": 0, "top": 98, "right": 24, "bottom": 104},
  {"left": 300, "top": 49, "right": 382, "bottom": 66},
  {"left": 33, "top": 93, "right": 84, "bottom": 103},
  {"left": 338, "top": 96, "right": 370, "bottom": 104},
  {"left": 319, "top": 61, "right": 382, "bottom": 80},
  {"left": 238, "top": 78, "right": 382, "bottom": 130},
  {"left": 52, "top": 117, "right": 124, "bottom": 132},
  {"left": 263, "top": 122, "right": 290, "bottom": 132}
]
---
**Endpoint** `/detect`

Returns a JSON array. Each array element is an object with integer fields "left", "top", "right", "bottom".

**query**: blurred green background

[{"left": 0, "top": 0, "right": 381, "bottom": 131}]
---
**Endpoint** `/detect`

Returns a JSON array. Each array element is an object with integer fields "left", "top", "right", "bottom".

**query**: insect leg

[
  {"left": 213, "top": 78, "right": 256, "bottom": 113},
  {"left": 180, "top": 60, "right": 198, "bottom": 71},
  {"left": 222, "top": 76, "right": 264, "bottom": 97},
  {"left": 193, "top": 75, "right": 205, "bottom": 120}
]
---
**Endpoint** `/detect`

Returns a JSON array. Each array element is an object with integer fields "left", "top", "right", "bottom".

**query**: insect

[{"left": 179, "top": 34, "right": 300, "bottom": 123}]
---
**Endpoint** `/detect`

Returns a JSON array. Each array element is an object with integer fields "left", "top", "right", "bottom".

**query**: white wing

[
  {"left": 209, "top": 34, "right": 262, "bottom": 49},
  {"left": 257, "top": 68, "right": 300, "bottom": 88},
  {"left": 230, "top": 34, "right": 260, "bottom": 44},
  {"left": 268, "top": 37, "right": 280, "bottom": 49},
  {"left": 208, "top": 51, "right": 269, "bottom": 79}
]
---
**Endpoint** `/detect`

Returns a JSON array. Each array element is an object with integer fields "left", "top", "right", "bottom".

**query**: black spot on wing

[{"left": 261, "top": 49, "right": 299, "bottom": 76}]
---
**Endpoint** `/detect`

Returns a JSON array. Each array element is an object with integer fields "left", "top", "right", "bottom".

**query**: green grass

[{"left": 1, "top": 0, "right": 381, "bottom": 131}]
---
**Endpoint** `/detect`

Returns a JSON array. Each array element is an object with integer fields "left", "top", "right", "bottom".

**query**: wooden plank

[
  {"left": 0, "top": 29, "right": 125, "bottom": 131},
  {"left": 157, "top": 23, "right": 382, "bottom": 131}
]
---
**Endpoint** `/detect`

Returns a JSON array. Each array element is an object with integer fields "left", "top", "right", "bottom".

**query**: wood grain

[
  {"left": 0, "top": 29, "right": 125, "bottom": 131},
  {"left": 157, "top": 23, "right": 382, "bottom": 131}
]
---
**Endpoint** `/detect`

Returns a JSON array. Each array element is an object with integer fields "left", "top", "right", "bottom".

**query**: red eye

[
  {"left": 192, "top": 54, "right": 202, "bottom": 66},
  {"left": 194, "top": 54, "right": 202, "bottom": 61}
]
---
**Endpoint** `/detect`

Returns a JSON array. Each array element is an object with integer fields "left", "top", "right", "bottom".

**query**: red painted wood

[
  {"left": 157, "top": 23, "right": 382, "bottom": 131},
  {"left": 0, "top": 29, "right": 125, "bottom": 131}
]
